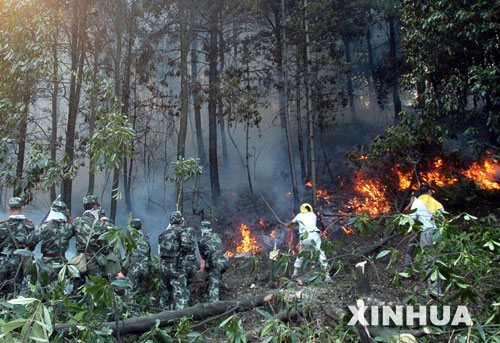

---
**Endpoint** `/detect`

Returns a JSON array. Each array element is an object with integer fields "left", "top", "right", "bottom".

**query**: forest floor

[{"left": 182, "top": 223, "right": 423, "bottom": 341}]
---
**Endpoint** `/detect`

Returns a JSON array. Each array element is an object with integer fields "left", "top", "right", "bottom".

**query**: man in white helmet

[{"left": 287, "top": 203, "right": 331, "bottom": 282}]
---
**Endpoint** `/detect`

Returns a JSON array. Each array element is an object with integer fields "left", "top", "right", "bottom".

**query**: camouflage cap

[
  {"left": 130, "top": 218, "right": 142, "bottom": 229},
  {"left": 169, "top": 211, "right": 184, "bottom": 224},
  {"left": 83, "top": 195, "right": 99, "bottom": 206},
  {"left": 51, "top": 200, "right": 68, "bottom": 212},
  {"left": 200, "top": 220, "right": 212, "bottom": 229},
  {"left": 8, "top": 197, "right": 24, "bottom": 208}
]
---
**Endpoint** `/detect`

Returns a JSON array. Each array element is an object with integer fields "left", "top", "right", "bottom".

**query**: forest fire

[
  {"left": 462, "top": 158, "right": 500, "bottom": 190},
  {"left": 225, "top": 223, "right": 262, "bottom": 257},
  {"left": 347, "top": 172, "right": 391, "bottom": 214},
  {"left": 305, "top": 181, "right": 332, "bottom": 204}
]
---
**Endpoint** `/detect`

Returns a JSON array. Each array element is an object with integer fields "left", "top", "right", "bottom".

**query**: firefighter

[
  {"left": 198, "top": 220, "right": 228, "bottom": 302},
  {"left": 28, "top": 200, "right": 75, "bottom": 285},
  {"left": 158, "top": 211, "right": 188, "bottom": 309},
  {"left": 181, "top": 226, "right": 205, "bottom": 304},
  {"left": 287, "top": 203, "right": 332, "bottom": 282},
  {"left": 0, "top": 197, "right": 35, "bottom": 298},
  {"left": 404, "top": 184, "right": 445, "bottom": 296},
  {"left": 73, "top": 195, "right": 108, "bottom": 280},
  {"left": 127, "top": 218, "right": 152, "bottom": 297}
]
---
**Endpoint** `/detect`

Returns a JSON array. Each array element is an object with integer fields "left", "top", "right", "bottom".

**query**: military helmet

[
  {"left": 8, "top": 197, "right": 24, "bottom": 209},
  {"left": 169, "top": 211, "right": 184, "bottom": 224},
  {"left": 300, "top": 203, "right": 313, "bottom": 213},
  {"left": 83, "top": 194, "right": 99, "bottom": 206},
  {"left": 51, "top": 200, "right": 67, "bottom": 212},
  {"left": 200, "top": 220, "right": 212, "bottom": 229},
  {"left": 130, "top": 218, "right": 142, "bottom": 229}
]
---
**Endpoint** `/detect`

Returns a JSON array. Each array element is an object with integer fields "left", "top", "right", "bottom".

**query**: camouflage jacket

[
  {"left": 199, "top": 232, "right": 225, "bottom": 260},
  {"left": 73, "top": 212, "right": 106, "bottom": 254},
  {"left": 158, "top": 224, "right": 183, "bottom": 258},
  {"left": 180, "top": 227, "right": 197, "bottom": 255},
  {"left": 130, "top": 231, "right": 151, "bottom": 264},
  {"left": 28, "top": 220, "right": 75, "bottom": 257},
  {"left": 99, "top": 219, "right": 117, "bottom": 255},
  {"left": 0, "top": 216, "right": 35, "bottom": 254}
]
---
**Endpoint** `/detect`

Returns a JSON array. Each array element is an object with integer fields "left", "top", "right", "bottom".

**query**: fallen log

[{"left": 55, "top": 292, "right": 277, "bottom": 337}]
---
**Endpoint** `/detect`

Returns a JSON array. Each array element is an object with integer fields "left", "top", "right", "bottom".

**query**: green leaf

[
  {"left": 2, "top": 318, "right": 27, "bottom": 331},
  {"left": 376, "top": 250, "right": 391, "bottom": 259},
  {"left": 260, "top": 321, "right": 276, "bottom": 337},
  {"left": 111, "top": 279, "right": 129, "bottom": 288},
  {"left": 8, "top": 297, "right": 38, "bottom": 305}
]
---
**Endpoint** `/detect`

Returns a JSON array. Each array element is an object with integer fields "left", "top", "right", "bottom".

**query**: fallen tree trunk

[{"left": 55, "top": 292, "right": 277, "bottom": 336}]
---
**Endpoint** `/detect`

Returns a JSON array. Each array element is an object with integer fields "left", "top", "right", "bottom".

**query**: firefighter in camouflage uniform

[
  {"left": 181, "top": 226, "right": 205, "bottom": 304},
  {"left": 127, "top": 218, "right": 151, "bottom": 296},
  {"left": 73, "top": 195, "right": 107, "bottom": 280},
  {"left": 0, "top": 197, "right": 35, "bottom": 298},
  {"left": 158, "top": 211, "right": 188, "bottom": 309},
  {"left": 28, "top": 200, "right": 75, "bottom": 284},
  {"left": 198, "top": 220, "right": 228, "bottom": 302}
]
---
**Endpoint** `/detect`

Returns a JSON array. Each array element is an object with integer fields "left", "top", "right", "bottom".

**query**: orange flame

[
  {"left": 258, "top": 219, "right": 265, "bottom": 227},
  {"left": 342, "top": 227, "right": 354, "bottom": 234},
  {"left": 463, "top": 158, "right": 500, "bottom": 190},
  {"left": 270, "top": 230, "right": 276, "bottom": 238},
  {"left": 305, "top": 181, "right": 332, "bottom": 204},
  {"left": 225, "top": 251, "right": 234, "bottom": 258},
  {"left": 236, "top": 224, "right": 261, "bottom": 255},
  {"left": 349, "top": 172, "right": 391, "bottom": 214}
]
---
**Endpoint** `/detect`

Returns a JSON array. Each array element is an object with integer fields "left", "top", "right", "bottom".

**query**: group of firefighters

[
  {"left": 0, "top": 195, "right": 229, "bottom": 309},
  {"left": 0, "top": 182, "right": 443, "bottom": 307}
]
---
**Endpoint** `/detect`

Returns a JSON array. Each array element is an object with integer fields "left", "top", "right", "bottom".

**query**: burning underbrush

[{"left": 219, "top": 153, "right": 500, "bottom": 259}]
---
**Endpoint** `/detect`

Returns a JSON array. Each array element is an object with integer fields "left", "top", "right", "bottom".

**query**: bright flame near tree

[
  {"left": 463, "top": 158, "right": 500, "bottom": 190},
  {"left": 235, "top": 224, "right": 261, "bottom": 255},
  {"left": 348, "top": 172, "right": 391, "bottom": 215}
]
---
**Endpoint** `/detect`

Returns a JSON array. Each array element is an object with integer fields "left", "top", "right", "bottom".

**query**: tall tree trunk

[
  {"left": 365, "top": 27, "right": 378, "bottom": 112},
  {"left": 304, "top": 0, "right": 317, "bottom": 209},
  {"left": 282, "top": 0, "right": 299, "bottom": 207},
  {"left": 343, "top": 36, "right": 357, "bottom": 124},
  {"left": 111, "top": 0, "right": 123, "bottom": 222},
  {"left": 122, "top": 2, "right": 136, "bottom": 214},
  {"left": 63, "top": 0, "right": 88, "bottom": 211},
  {"left": 176, "top": 0, "right": 190, "bottom": 212},
  {"left": 388, "top": 16, "right": 401, "bottom": 122},
  {"left": 208, "top": 4, "right": 221, "bottom": 207},
  {"left": 87, "top": 38, "right": 99, "bottom": 196},
  {"left": 296, "top": 45, "right": 305, "bottom": 182},
  {"left": 218, "top": 24, "right": 228, "bottom": 167},
  {"left": 275, "top": 7, "right": 287, "bottom": 146},
  {"left": 50, "top": 24, "right": 59, "bottom": 201},
  {"left": 191, "top": 36, "right": 207, "bottom": 166},
  {"left": 14, "top": 82, "right": 31, "bottom": 197},
  {"left": 302, "top": 44, "right": 310, "bottom": 181}
]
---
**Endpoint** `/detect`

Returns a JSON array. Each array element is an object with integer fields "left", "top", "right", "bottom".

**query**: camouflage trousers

[
  {"left": 0, "top": 255, "right": 23, "bottom": 299},
  {"left": 206, "top": 253, "right": 229, "bottom": 302},
  {"left": 128, "top": 260, "right": 151, "bottom": 296},
  {"left": 184, "top": 254, "right": 200, "bottom": 304},
  {"left": 159, "top": 261, "right": 188, "bottom": 310}
]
